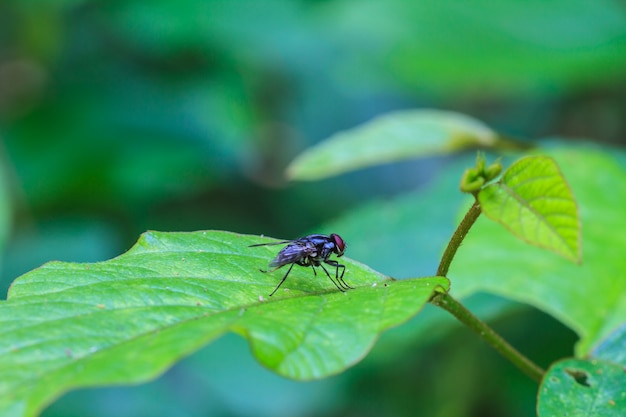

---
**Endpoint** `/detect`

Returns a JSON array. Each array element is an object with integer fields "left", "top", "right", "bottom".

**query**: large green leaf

[
  {"left": 478, "top": 156, "right": 581, "bottom": 262},
  {"left": 450, "top": 146, "right": 626, "bottom": 355},
  {"left": 0, "top": 230, "right": 447, "bottom": 417},
  {"left": 287, "top": 109, "right": 497, "bottom": 181}
]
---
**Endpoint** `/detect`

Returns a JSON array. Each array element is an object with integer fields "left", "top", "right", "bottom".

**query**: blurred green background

[{"left": 1, "top": 1, "right": 624, "bottom": 416}]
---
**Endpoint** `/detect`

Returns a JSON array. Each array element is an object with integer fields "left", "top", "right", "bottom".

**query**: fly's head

[{"left": 330, "top": 233, "right": 346, "bottom": 257}]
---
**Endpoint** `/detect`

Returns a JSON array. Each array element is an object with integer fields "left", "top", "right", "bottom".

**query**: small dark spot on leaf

[{"left": 565, "top": 368, "right": 591, "bottom": 387}]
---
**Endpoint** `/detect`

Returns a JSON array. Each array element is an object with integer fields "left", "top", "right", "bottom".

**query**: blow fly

[{"left": 249, "top": 233, "right": 353, "bottom": 296}]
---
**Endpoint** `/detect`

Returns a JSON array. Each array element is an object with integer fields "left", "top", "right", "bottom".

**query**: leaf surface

[
  {"left": 537, "top": 358, "right": 626, "bottom": 416},
  {"left": 478, "top": 156, "right": 581, "bottom": 262},
  {"left": 287, "top": 109, "right": 497, "bottom": 180},
  {"left": 538, "top": 324, "right": 626, "bottom": 416},
  {"left": 0, "top": 231, "right": 447, "bottom": 417}
]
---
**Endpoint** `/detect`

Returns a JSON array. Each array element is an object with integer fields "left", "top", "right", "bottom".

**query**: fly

[{"left": 249, "top": 233, "right": 353, "bottom": 296}]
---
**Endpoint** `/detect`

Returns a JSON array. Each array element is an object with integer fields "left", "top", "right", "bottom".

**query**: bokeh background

[{"left": 1, "top": 1, "right": 625, "bottom": 416}]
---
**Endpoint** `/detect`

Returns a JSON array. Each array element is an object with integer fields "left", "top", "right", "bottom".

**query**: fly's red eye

[{"left": 331, "top": 234, "right": 345, "bottom": 253}]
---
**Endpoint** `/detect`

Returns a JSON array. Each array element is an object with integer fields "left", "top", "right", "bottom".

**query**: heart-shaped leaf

[
  {"left": 0, "top": 230, "right": 447, "bottom": 417},
  {"left": 287, "top": 109, "right": 498, "bottom": 181},
  {"left": 478, "top": 155, "right": 581, "bottom": 262}
]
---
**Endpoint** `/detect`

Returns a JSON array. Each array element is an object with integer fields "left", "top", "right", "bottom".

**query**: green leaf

[
  {"left": 478, "top": 155, "right": 581, "bottom": 262},
  {"left": 0, "top": 230, "right": 448, "bottom": 417},
  {"left": 451, "top": 146, "right": 626, "bottom": 355},
  {"left": 537, "top": 358, "right": 626, "bottom": 417},
  {"left": 538, "top": 323, "right": 626, "bottom": 416},
  {"left": 287, "top": 109, "right": 497, "bottom": 181}
]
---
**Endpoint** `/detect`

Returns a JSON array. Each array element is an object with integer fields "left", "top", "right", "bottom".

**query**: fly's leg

[
  {"left": 318, "top": 263, "right": 346, "bottom": 292},
  {"left": 337, "top": 264, "right": 352, "bottom": 289},
  {"left": 325, "top": 260, "right": 353, "bottom": 290},
  {"left": 269, "top": 263, "right": 296, "bottom": 296}
]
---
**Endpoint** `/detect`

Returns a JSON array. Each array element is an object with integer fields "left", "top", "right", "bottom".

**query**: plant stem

[
  {"left": 437, "top": 200, "right": 482, "bottom": 277},
  {"left": 432, "top": 198, "right": 545, "bottom": 382},
  {"left": 430, "top": 291, "right": 545, "bottom": 383}
]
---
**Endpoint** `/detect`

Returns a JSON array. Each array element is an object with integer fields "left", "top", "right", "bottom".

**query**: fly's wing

[{"left": 268, "top": 242, "right": 316, "bottom": 268}]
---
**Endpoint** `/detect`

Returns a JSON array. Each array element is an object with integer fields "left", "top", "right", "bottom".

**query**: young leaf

[
  {"left": 537, "top": 358, "right": 626, "bottom": 416},
  {"left": 478, "top": 155, "right": 581, "bottom": 262},
  {"left": 287, "top": 109, "right": 497, "bottom": 181},
  {"left": 0, "top": 230, "right": 448, "bottom": 417}
]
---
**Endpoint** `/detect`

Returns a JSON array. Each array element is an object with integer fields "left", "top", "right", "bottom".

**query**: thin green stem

[
  {"left": 432, "top": 198, "right": 545, "bottom": 383},
  {"left": 430, "top": 291, "right": 545, "bottom": 383},
  {"left": 437, "top": 199, "right": 482, "bottom": 277}
]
